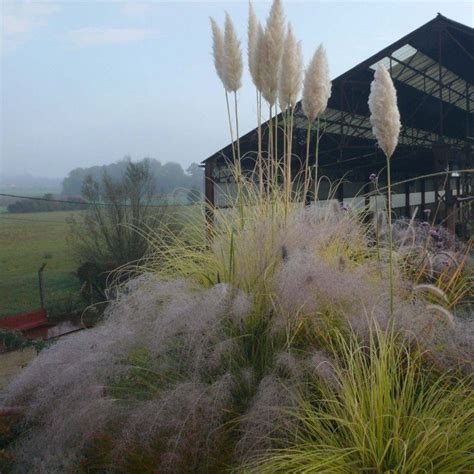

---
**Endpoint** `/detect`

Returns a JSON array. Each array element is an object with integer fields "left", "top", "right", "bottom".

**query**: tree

[
  {"left": 62, "top": 158, "right": 204, "bottom": 197},
  {"left": 69, "top": 161, "right": 170, "bottom": 298}
]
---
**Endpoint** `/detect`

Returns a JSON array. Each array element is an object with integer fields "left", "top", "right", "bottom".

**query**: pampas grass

[
  {"left": 302, "top": 44, "right": 331, "bottom": 200},
  {"left": 368, "top": 64, "right": 401, "bottom": 159},
  {"left": 278, "top": 23, "right": 303, "bottom": 110},
  {"left": 302, "top": 44, "right": 331, "bottom": 123},
  {"left": 210, "top": 17, "right": 226, "bottom": 86},
  {"left": 260, "top": 0, "right": 285, "bottom": 106},
  {"left": 224, "top": 12, "right": 243, "bottom": 93},
  {"left": 248, "top": 1, "right": 260, "bottom": 90},
  {"left": 210, "top": 13, "right": 243, "bottom": 167},
  {"left": 279, "top": 23, "right": 303, "bottom": 201},
  {"left": 369, "top": 63, "right": 401, "bottom": 317}
]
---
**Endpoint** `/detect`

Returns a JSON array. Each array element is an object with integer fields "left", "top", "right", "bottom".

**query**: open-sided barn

[{"left": 203, "top": 14, "right": 473, "bottom": 237}]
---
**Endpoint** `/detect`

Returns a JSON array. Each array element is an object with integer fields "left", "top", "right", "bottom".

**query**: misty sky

[{"left": 1, "top": 0, "right": 473, "bottom": 178}]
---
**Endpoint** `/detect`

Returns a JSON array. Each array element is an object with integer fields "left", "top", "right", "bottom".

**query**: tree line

[
  {"left": 62, "top": 157, "right": 203, "bottom": 197},
  {"left": 6, "top": 158, "right": 204, "bottom": 213}
]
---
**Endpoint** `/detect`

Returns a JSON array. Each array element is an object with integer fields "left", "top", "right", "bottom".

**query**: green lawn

[{"left": 0, "top": 211, "right": 82, "bottom": 317}]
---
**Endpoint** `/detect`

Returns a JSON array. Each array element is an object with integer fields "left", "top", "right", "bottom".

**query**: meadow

[{"left": 0, "top": 211, "right": 81, "bottom": 317}]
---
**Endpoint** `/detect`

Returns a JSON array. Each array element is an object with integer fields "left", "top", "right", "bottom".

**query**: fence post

[{"left": 38, "top": 263, "right": 47, "bottom": 309}]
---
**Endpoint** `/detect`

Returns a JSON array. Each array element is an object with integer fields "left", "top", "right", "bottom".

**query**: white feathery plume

[
  {"left": 223, "top": 12, "right": 243, "bottom": 92},
  {"left": 254, "top": 23, "right": 265, "bottom": 92},
  {"left": 260, "top": 0, "right": 285, "bottom": 105},
  {"left": 278, "top": 23, "right": 303, "bottom": 110},
  {"left": 302, "top": 44, "right": 332, "bottom": 122},
  {"left": 248, "top": 1, "right": 259, "bottom": 89},
  {"left": 210, "top": 17, "right": 226, "bottom": 86},
  {"left": 368, "top": 64, "right": 401, "bottom": 158}
]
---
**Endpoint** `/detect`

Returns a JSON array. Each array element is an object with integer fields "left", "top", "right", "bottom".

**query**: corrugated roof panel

[{"left": 370, "top": 48, "right": 470, "bottom": 111}]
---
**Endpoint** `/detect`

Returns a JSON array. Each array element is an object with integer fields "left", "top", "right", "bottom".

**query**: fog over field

[{"left": 1, "top": 1, "right": 471, "bottom": 178}]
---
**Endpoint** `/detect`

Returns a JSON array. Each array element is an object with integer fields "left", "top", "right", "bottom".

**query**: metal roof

[{"left": 204, "top": 14, "right": 474, "bottom": 168}]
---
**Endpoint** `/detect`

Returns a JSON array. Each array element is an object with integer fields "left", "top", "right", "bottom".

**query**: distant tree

[
  {"left": 186, "top": 163, "right": 204, "bottom": 190},
  {"left": 69, "top": 161, "right": 173, "bottom": 298},
  {"left": 62, "top": 158, "right": 204, "bottom": 197}
]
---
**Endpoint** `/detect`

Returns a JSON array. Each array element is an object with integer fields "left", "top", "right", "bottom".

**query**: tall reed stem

[
  {"left": 257, "top": 89, "right": 263, "bottom": 195},
  {"left": 274, "top": 107, "right": 279, "bottom": 188},
  {"left": 281, "top": 109, "right": 287, "bottom": 194},
  {"left": 225, "top": 91, "right": 236, "bottom": 164},
  {"left": 314, "top": 116, "right": 321, "bottom": 200},
  {"left": 286, "top": 106, "right": 295, "bottom": 206},
  {"left": 234, "top": 91, "right": 241, "bottom": 170},
  {"left": 386, "top": 155, "right": 394, "bottom": 318},
  {"left": 303, "top": 120, "right": 311, "bottom": 204},
  {"left": 268, "top": 105, "right": 274, "bottom": 185}
]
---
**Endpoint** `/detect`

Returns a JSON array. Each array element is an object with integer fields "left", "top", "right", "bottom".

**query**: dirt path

[{"left": 0, "top": 348, "right": 36, "bottom": 391}]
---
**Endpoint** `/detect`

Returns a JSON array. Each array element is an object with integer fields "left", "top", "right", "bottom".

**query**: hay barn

[{"left": 203, "top": 14, "right": 473, "bottom": 237}]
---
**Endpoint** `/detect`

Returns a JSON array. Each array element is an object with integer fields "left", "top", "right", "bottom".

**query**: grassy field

[{"left": 0, "top": 211, "right": 81, "bottom": 317}]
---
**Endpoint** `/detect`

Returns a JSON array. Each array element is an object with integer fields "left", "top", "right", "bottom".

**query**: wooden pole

[{"left": 38, "top": 263, "right": 47, "bottom": 309}]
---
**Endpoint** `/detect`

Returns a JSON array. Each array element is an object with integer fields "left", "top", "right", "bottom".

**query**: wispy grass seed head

[
  {"left": 278, "top": 23, "right": 303, "bottom": 110},
  {"left": 210, "top": 17, "right": 226, "bottom": 86},
  {"left": 224, "top": 12, "right": 243, "bottom": 92},
  {"left": 248, "top": 1, "right": 260, "bottom": 89},
  {"left": 368, "top": 64, "right": 401, "bottom": 158},
  {"left": 302, "top": 44, "right": 331, "bottom": 122},
  {"left": 260, "top": 0, "right": 285, "bottom": 105}
]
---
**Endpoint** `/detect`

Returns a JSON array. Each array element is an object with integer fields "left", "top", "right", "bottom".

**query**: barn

[{"left": 202, "top": 14, "right": 473, "bottom": 237}]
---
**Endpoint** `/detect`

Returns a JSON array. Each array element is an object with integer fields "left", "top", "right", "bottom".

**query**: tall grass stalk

[
  {"left": 225, "top": 90, "right": 237, "bottom": 164},
  {"left": 303, "top": 120, "right": 312, "bottom": 203},
  {"left": 368, "top": 64, "right": 401, "bottom": 318},
  {"left": 314, "top": 116, "right": 321, "bottom": 199},
  {"left": 386, "top": 156, "right": 394, "bottom": 315}
]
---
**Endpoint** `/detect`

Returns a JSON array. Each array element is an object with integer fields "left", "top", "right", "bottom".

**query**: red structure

[{"left": 0, "top": 309, "right": 53, "bottom": 339}]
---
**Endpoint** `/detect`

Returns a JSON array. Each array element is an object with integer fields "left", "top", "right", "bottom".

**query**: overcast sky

[{"left": 1, "top": 0, "right": 472, "bottom": 178}]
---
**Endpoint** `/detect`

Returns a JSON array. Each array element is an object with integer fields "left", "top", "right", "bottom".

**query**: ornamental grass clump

[
  {"left": 249, "top": 327, "right": 474, "bottom": 473},
  {"left": 2, "top": 1, "right": 473, "bottom": 471},
  {"left": 2, "top": 191, "right": 473, "bottom": 470}
]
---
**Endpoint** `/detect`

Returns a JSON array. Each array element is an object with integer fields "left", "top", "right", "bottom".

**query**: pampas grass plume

[
  {"left": 278, "top": 23, "right": 303, "bottom": 110},
  {"left": 368, "top": 64, "right": 401, "bottom": 158},
  {"left": 255, "top": 23, "right": 265, "bottom": 92},
  {"left": 224, "top": 12, "right": 243, "bottom": 92},
  {"left": 302, "top": 44, "right": 331, "bottom": 122},
  {"left": 248, "top": 1, "right": 260, "bottom": 89},
  {"left": 210, "top": 17, "right": 226, "bottom": 86},
  {"left": 260, "top": 0, "right": 285, "bottom": 105}
]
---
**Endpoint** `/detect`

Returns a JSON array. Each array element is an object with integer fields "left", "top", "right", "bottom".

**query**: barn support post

[
  {"left": 421, "top": 178, "right": 426, "bottom": 216},
  {"left": 404, "top": 178, "right": 410, "bottom": 217},
  {"left": 204, "top": 159, "right": 216, "bottom": 238}
]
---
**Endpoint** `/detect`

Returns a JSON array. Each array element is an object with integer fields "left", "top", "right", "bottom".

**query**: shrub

[{"left": 69, "top": 160, "right": 179, "bottom": 298}]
